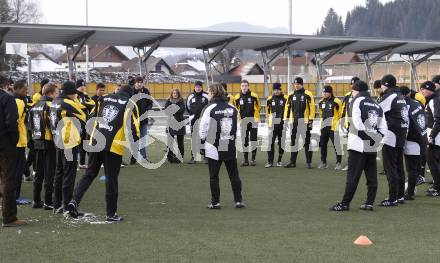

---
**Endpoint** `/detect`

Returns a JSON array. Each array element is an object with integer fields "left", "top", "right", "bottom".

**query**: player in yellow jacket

[
  {"left": 13, "top": 80, "right": 30, "bottom": 205},
  {"left": 284, "top": 77, "right": 315, "bottom": 169},
  {"left": 67, "top": 85, "right": 140, "bottom": 221},
  {"left": 234, "top": 80, "right": 260, "bottom": 166},
  {"left": 318, "top": 86, "right": 343, "bottom": 170},
  {"left": 265, "top": 83, "right": 287, "bottom": 168},
  {"left": 49, "top": 81, "right": 86, "bottom": 213}
]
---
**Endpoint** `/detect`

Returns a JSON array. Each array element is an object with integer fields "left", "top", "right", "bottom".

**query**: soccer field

[{"left": 1, "top": 142, "right": 440, "bottom": 263}]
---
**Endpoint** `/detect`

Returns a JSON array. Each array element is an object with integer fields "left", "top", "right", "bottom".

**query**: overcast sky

[{"left": 39, "top": 0, "right": 393, "bottom": 35}]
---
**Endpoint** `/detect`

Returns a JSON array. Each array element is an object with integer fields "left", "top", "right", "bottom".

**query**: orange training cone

[{"left": 354, "top": 235, "right": 373, "bottom": 246}]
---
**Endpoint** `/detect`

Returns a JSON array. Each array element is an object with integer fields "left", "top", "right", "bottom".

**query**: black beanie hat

[
  {"left": 294, "top": 77, "right": 303, "bottom": 85},
  {"left": 421, "top": 81, "right": 436, "bottom": 92},
  {"left": 373, "top": 80, "right": 382, "bottom": 89},
  {"left": 381, "top": 74, "right": 397, "bottom": 88},
  {"left": 400, "top": 86, "right": 410, "bottom": 96},
  {"left": 76, "top": 79, "right": 86, "bottom": 88},
  {"left": 323, "top": 85, "right": 333, "bottom": 93},
  {"left": 40, "top": 78, "right": 49, "bottom": 88},
  {"left": 352, "top": 80, "right": 369, "bottom": 92},
  {"left": 195, "top": 81, "right": 203, "bottom": 87},
  {"left": 62, "top": 81, "right": 77, "bottom": 95},
  {"left": 432, "top": 75, "right": 440, "bottom": 85},
  {"left": 273, "top": 83, "right": 282, "bottom": 90},
  {"left": 351, "top": 77, "right": 360, "bottom": 85},
  {"left": 135, "top": 76, "right": 144, "bottom": 83}
]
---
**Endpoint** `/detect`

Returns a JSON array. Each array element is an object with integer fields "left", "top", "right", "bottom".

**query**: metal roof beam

[
  {"left": 0, "top": 27, "right": 10, "bottom": 46},
  {"left": 63, "top": 30, "right": 95, "bottom": 47},
  {"left": 254, "top": 39, "right": 301, "bottom": 52},
  {"left": 196, "top": 36, "right": 240, "bottom": 50},
  {"left": 357, "top": 42, "right": 406, "bottom": 54},
  {"left": 308, "top": 41, "right": 357, "bottom": 53},
  {"left": 400, "top": 46, "right": 440, "bottom": 56},
  {"left": 133, "top": 33, "right": 172, "bottom": 49}
]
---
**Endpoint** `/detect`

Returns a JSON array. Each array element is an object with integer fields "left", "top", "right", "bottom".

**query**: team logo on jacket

[
  {"left": 401, "top": 107, "right": 409, "bottom": 128},
  {"left": 220, "top": 118, "right": 234, "bottom": 140},
  {"left": 33, "top": 114, "right": 42, "bottom": 137},
  {"left": 417, "top": 114, "right": 426, "bottom": 130},
  {"left": 367, "top": 110, "right": 379, "bottom": 128},
  {"left": 49, "top": 112, "right": 57, "bottom": 131},
  {"left": 102, "top": 105, "right": 119, "bottom": 123}
]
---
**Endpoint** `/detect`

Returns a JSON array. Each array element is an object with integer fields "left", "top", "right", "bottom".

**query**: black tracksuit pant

[
  {"left": 341, "top": 150, "right": 378, "bottom": 206},
  {"left": 208, "top": 158, "right": 242, "bottom": 204},
  {"left": 404, "top": 154, "right": 420, "bottom": 197},
  {"left": 319, "top": 127, "right": 342, "bottom": 164},
  {"left": 290, "top": 122, "right": 312, "bottom": 164},
  {"left": 0, "top": 151, "right": 18, "bottom": 224},
  {"left": 54, "top": 147, "right": 78, "bottom": 209},
  {"left": 427, "top": 145, "right": 440, "bottom": 191},
  {"left": 241, "top": 121, "right": 258, "bottom": 162},
  {"left": 24, "top": 140, "right": 35, "bottom": 176},
  {"left": 382, "top": 145, "right": 405, "bottom": 201},
  {"left": 33, "top": 145, "right": 55, "bottom": 205},
  {"left": 79, "top": 142, "right": 87, "bottom": 166},
  {"left": 267, "top": 125, "right": 284, "bottom": 163},
  {"left": 14, "top": 147, "right": 26, "bottom": 199},
  {"left": 72, "top": 151, "right": 122, "bottom": 216},
  {"left": 167, "top": 134, "right": 184, "bottom": 162}
]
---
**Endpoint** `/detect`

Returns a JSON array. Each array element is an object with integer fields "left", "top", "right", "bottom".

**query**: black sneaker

[
  {"left": 426, "top": 190, "right": 440, "bottom": 197},
  {"left": 106, "top": 214, "right": 124, "bottom": 222},
  {"left": 265, "top": 163, "right": 273, "bottom": 168},
  {"left": 250, "top": 160, "right": 257, "bottom": 166},
  {"left": 53, "top": 206, "right": 64, "bottom": 214},
  {"left": 379, "top": 199, "right": 398, "bottom": 207},
  {"left": 426, "top": 187, "right": 437, "bottom": 193},
  {"left": 379, "top": 170, "right": 386, "bottom": 175},
  {"left": 416, "top": 176, "right": 426, "bottom": 186},
  {"left": 43, "top": 204, "right": 54, "bottom": 210},
  {"left": 240, "top": 161, "right": 249, "bottom": 167},
  {"left": 284, "top": 162, "right": 296, "bottom": 168},
  {"left": 207, "top": 202, "right": 221, "bottom": 210},
  {"left": 360, "top": 204, "right": 374, "bottom": 211},
  {"left": 235, "top": 202, "right": 246, "bottom": 208},
  {"left": 66, "top": 201, "right": 79, "bottom": 218},
  {"left": 187, "top": 158, "right": 196, "bottom": 164},
  {"left": 307, "top": 163, "right": 313, "bottom": 169},
  {"left": 397, "top": 197, "right": 405, "bottom": 204},
  {"left": 32, "top": 201, "right": 43, "bottom": 209},
  {"left": 404, "top": 194, "right": 415, "bottom": 201},
  {"left": 329, "top": 202, "right": 349, "bottom": 212}
]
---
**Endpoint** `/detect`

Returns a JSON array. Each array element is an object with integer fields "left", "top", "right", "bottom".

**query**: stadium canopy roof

[{"left": 1, "top": 23, "right": 440, "bottom": 55}]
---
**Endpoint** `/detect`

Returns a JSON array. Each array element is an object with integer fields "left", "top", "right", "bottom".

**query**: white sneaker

[
  {"left": 335, "top": 163, "right": 342, "bottom": 170},
  {"left": 276, "top": 162, "right": 283, "bottom": 167},
  {"left": 342, "top": 165, "right": 348, "bottom": 171}
]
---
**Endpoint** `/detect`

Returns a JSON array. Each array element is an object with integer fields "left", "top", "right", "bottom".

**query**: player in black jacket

[
  {"left": 330, "top": 81, "right": 387, "bottom": 212},
  {"left": 377, "top": 75, "right": 409, "bottom": 206},
  {"left": 265, "top": 83, "right": 287, "bottom": 168},
  {"left": 420, "top": 81, "right": 440, "bottom": 196},
  {"left": 67, "top": 85, "right": 140, "bottom": 221},
  {"left": 0, "top": 74, "right": 27, "bottom": 227},
  {"left": 400, "top": 86, "right": 427, "bottom": 200},
  {"left": 187, "top": 81, "right": 209, "bottom": 164},
  {"left": 165, "top": 88, "right": 186, "bottom": 163},
  {"left": 199, "top": 83, "right": 244, "bottom": 209}
]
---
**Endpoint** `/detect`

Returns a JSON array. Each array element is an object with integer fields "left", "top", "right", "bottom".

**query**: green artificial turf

[{"left": 1, "top": 142, "right": 439, "bottom": 262}]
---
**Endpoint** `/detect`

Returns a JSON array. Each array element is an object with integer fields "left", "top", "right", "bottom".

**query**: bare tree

[
  {"left": 213, "top": 49, "right": 239, "bottom": 75},
  {"left": 8, "top": 0, "right": 41, "bottom": 23}
]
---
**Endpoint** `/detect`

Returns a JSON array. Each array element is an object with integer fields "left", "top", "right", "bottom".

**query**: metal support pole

[
  {"left": 27, "top": 55, "right": 32, "bottom": 95},
  {"left": 262, "top": 51, "right": 269, "bottom": 98},
  {"left": 66, "top": 46, "right": 74, "bottom": 80},
  {"left": 315, "top": 52, "right": 323, "bottom": 95},
  {"left": 202, "top": 49, "right": 210, "bottom": 88},
  {"left": 287, "top": 46, "right": 293, "bottom": 93},
  {"left": 400, "top": 49, "right": 439, "bottom": 90}
]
